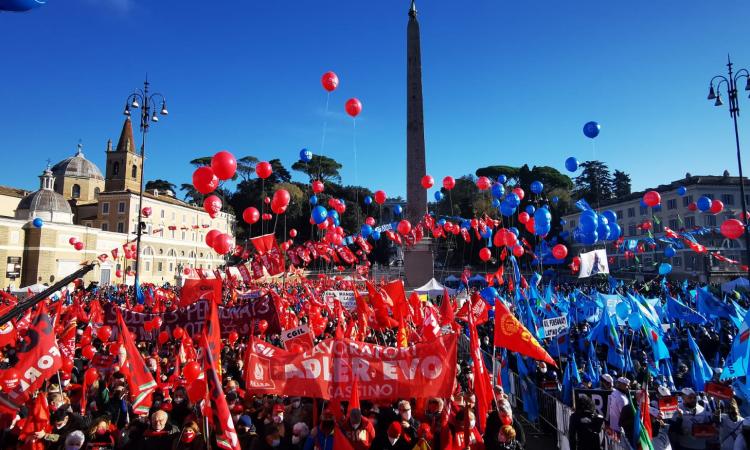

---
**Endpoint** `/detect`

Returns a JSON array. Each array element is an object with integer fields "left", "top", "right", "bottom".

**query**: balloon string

[
  {"left": 318, "top": 92, "right": 331, "bottom": 181},
  {"left": 353, "top": 118, "right": 360, "bottom": 227}
]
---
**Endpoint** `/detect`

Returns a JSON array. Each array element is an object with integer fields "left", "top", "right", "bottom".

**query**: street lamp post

[
  {"left": 123, "top": 78, "right": 168, "bottom": 299},
  {"left": 707, "top": 55, "right": 750, "bottom": 278}
]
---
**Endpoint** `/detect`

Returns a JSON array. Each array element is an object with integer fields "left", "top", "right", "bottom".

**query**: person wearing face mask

[
  {"left": 131, "top": 409, "right": 179, "bottom": 450},
  {"left": 607, "top": 377, "right": 630, "bottom": 436},
  {"left": 672, "top": 388, "right": 711, "bottom": 450},
  {"left": 285, "top": 397, "right": 312, "bottom": 430},
  {"left": 372, "top": 421, "right": 410, "bottom": 450},
  {"left": 304, "top": 410, "right": 334, "bottom": 450},
  {"left": 169, "top": 386, "right": 192, "bottom": 427},
  {"left": 397, "top": 400, "right": 419, "bottom": 444},
  {"left": 172, "top": 421, "right": 205, "bottom": 450},
  {"left": 567, "top": 395, "right": 604, "bottom": 450},
  {"left": 86, "top": 417, "right": 115, "bottom": 450},
  {"left": 36, "top": 407, "right": 91, "bottom": 450},
  {"left": 422, "top": 398, "right": 444, "bottom": 450},
  {"left": 236, "top": 415, "right": 258, "bottom": 450},
  {"left": 260, "top": 423, "right": 289, "bottom": 450},
  {"left": 340, "top": 408, "right": 376, "bottom": 450},
  {"left": 442, "top": 409, "right": 484, "bottom": 450},
  {"left": 290, "top": 422, "right": 310, "bottom": 450},
  {"left": 63, "top": 430, "right": 86, "bottom": 450}
]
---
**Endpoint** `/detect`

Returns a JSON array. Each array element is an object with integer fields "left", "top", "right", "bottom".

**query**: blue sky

[{"left": 2, "top": 0, "right": 750, "bottom": 199}]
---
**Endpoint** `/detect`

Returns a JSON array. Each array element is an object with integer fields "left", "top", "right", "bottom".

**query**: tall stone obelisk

[{"left": 404, "top": 0, "right": 434, "bottom": 288}]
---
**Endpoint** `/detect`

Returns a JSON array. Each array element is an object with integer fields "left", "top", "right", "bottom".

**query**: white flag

[{"left": 578, "top": 249, "right": 609, "bottom": 278}]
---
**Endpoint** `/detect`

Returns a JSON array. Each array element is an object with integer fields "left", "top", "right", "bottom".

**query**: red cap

[
  {"left": 387, "top": 421, "right": 402, "bottom": 437},
  {"left": 273, "top": 404, "right": 285, "bottom": 413}
]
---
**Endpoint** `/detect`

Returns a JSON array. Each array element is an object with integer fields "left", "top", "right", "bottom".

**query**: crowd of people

[{"left": 0, "top": 273, "right": 747, "bottom": 450}]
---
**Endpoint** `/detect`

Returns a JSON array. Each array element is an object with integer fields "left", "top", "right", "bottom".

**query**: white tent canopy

[{"left": 413, "top": 278, "right": 456, "bottom": 297}]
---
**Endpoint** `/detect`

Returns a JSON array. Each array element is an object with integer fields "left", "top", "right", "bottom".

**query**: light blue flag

[
  {"left": 687, "top": 330, "right": 713, "bottom": 391},
  {"left": 666, "top": 296, "right": 707, "bottom": 325},
  {"left": 516, "top": 354, "right": 540, "bottom": 421},
  {"left": 721, "top": 311, "right": 750, "bottom": 381}
]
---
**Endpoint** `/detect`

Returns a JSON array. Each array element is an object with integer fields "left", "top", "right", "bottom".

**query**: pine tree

[
  {"left": 612, "top": 170, "right": 632, "bottom": 198},
  {"left": 573, "top": 160, "right": 614, "bottom": 206}
]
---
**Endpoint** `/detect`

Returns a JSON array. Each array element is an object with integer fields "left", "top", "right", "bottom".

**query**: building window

[
  {"left": 157, "top": 262, "right": 163, "bottom": 272},
  {"left": 673, "top": 257, "right": 683, "bottom": 268},
  {"left": 131, "top": 164, "right": 137, "bottom": 179},
  {"left": 71, "top": 184, "right": 81, "bottom": 199},
  {"left": 654, "top": 219, "right": 664, "bottom": 233},
  {"left": 667, "top": 199, "right": 676, "bottom": 210},
  {"left": 704, "top": 193, "right": 714, "bottom": 199},
  {"left": 640, "top": 206, "right": 648, "bottom": 216},
  {"left": 94, "top": 187, "right": 100, "bottom": 198},
  {"left": 145, "top": 261, "right": 151, "bottom": 272},
  {"left": 169, "top": 262, "right": 174, "bottom": 272},
  {"left": 172, "top": 212, "right": 176, "bottom": 220},
  {"left": 101, "top": 223, "right": 108, "bottom": 231},
  {"left": 685, "top": 216, "right": 695, "bottom": 228},
  {"left": 628, "top": 224, "right": 637, "bottom": 236},
  {"left": 704, "top": 215, "right": 717, "bottom": 226},
  {"left": 161, "top": 209, "right": 165, "bottom": 218},
  {"left": 668, "top": 219, "right": 678, "bottom": 230},
  {"left": 117, "top": 222, "right": 124, "bottom": 233},
  {"left": 616, "top": 210, "right": 623, "bottom": 220},
  {"left": 102, "top": 202, "right": 109, "bottom": 214},
  {"left": 722, "top": 194, "right": 735, "bottom": 205},
  {"left": 569, "top": 219, "right": 576, "bottom": 229},
  {"left": 683, "top": 195, "right": 694, "bottom": 207},
  {"left": 118, "top": 202, "right": 125, "bottom": 213},
  {"left": 627, "top": 207, "right": 635, "bottom": 218},
  {"left": 181, "top": 231, "right": 186, "bottom": 240},
  {"left": 113, "top": 162, "right": 119, "bottom": 175},
  {"left": 182, "top": 214, "right": 186, "bottom": 223}
]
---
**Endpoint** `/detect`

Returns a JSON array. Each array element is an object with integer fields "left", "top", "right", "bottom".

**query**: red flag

[
  {"left": 641, "top": 383, "right": 652, "bottom": 439},
  {"left": 250, "top": 233, "right": 278, "bottom": 256},
  {"left": 116, "top": 310, "right": 157, "bottom": 415},
  {"left": 0, "top": 303, "right": 18, "bottom": 348},
  {"left": 200, "top": 331, "right": 241, "bottom": 450},
  {"left": 333, "top": 424, "right": 356, "bottom": 450},
  {"left": 206, "top": 299, "right": 223, "bottom": 377},
  {"left": 456, "top": 292, "right": 489, "bottom": 325},
  {"left": 493, "top": 301, "right": 556, "bottom": 366},
  {"left": 383, "top": 279, "right": 407, "bottom": 310},
  {"left": 408, "top": 292, "right": 424, "bottom": 324},
  {"left": 467, "top": 305, "right": 492, "bottom": 432},
  {"left": 20, "top": 394, "right": 50, "bottom": 450},
  {"left": 421, "top": 304, "right": 441, "bottom": 342},
  {"left": 180, "top": 278, "right": 223, "bottom": 307},
  {"left": 438, "top": 288, "right": 454, "bottom": 326}
]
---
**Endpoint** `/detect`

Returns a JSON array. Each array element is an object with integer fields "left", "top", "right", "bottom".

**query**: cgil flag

[{"left": 494, "top": 300, "right": 556, "bottom": 366}]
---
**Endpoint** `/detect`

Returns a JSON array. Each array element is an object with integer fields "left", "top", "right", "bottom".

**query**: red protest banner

[
  {"left": 244, "top": 333, "right": 457, "bottom": 401},
  {"left": 705, "top": 382, "right": 734, "bottom": 400},
  {"left": 658, "top": 396, "right": 678, "bottom": 419},
  {"left": 103, "top": 297, "right": 280, "bottom": 341},
  {"left": 692, "top": 423, "right": 718, "bottom": 438},
  {"left": 281, "top": 324, "right": 314, "bottom": 352}
]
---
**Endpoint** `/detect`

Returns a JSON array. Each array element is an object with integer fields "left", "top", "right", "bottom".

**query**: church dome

[
  {"left": 16, "top": 166, "right": 73, "bottom": 224},
  {"left": 51, "top": 144, "right": 104, "bottom": 180}
]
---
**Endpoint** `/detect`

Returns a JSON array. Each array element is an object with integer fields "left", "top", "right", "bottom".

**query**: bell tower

[{"left": 105, "top": 118, "right": 143, "bottom": 192}]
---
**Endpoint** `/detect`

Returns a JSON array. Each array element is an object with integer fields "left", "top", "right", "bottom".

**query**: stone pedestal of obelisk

[{"left": 404, "top": 0, "right": 434, "bottom": 289}]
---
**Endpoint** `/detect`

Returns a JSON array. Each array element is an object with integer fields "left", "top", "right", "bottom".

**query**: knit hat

[
  {"left": 65, "top": 430, "right": 85, "bottom": 447},
  {"left": 387, "top": 421, "right": 402, "bottom": 438}
]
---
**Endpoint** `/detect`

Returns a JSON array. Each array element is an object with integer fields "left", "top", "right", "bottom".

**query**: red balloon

[
  {"left": 518, "top": 212, "right": 530, "bottom": 224},
  {"left": 256, "top": 161, "right": 273, "bottom": 179},
  {"left": 187, "top": 379, "right": 207, "bottom": 403},
  {"left": 183, "top": 361, "right": 202, "bottom": 384},
  {"left": 228, "top": 331, "right": 239, "bottom": 345},
  {"left": 512, "top": 245, "right": 525, "bottom": 258},
  {"left": 203, "top": 195, "right": 222, "bottom": 219},
  {"left": 142, "top": 207, "right": 152, "bottom": 217},
  {"left": 688, "top": 202, "right": 697, "bottom": 212},
  {"left": 524, "top": 218, "right": 535, "bottom": 234},
  {"left": 262, "top": 213, "right": 272, "bottom": 221},
  {"left": 80, "top": 335, "right": 92, "bottom": 347},
  {"left": 271, "top": 189, "right": 291, "bottom": 215},
  {"left": 82, "top": 345, "right": 96, "bottom": 360},
  {"left": 493, "top": 228, "right": 517, "bottom": 247},
  {"left": 512, "top": 187, "right": 525, "bottom": 200},
  {"left": 311, "top": 180, "right": 325, "bottom": 194},
  {"left": 172, "top": 327, "right": 185, "bottom": 340},
  {"left": 264, "top": 196, "right": 271, "bottom": 204},
  {"left": 61, "top": 358, "right": 74, "bottom": 373},
  {"left": 479, "top": 247, "right": 492, "bottom": 262},
  {"left": 365, "top": 217, "right": 376, "bottom": 226},
  {"left": 211, "top": 150, "right": 237, "bottom": 181},
  {"left": 552, "top": 244, "right": 568, "bottom": 260},
  {"left": 345, "top": 98, "right": 362, "bottom": 117},
  {"left": 115, "top": 269, "right": 122, "bottom": 278},
  {"left": 476, "top": 176, "right": 491, "bottom": 190},
  {"left": 242, "top": 207, "right": 260, "bottom": 225},
  {"left": 192, "top": 166, "right": 219, "bottom": 195},
  {"left": 258, "top": 319, "right": 269, "bottom": 335},
  {"left": 152, "top": 317, "right": 163, "bottom": 328},
  {"left": 374, "top": 190, "right": 387, "bottom": 205},
  {"left": 68, "top": 237, "right": 78, "bottom": 245},
  {"left": 721, "top": 219, "right": 745, "bottom": 239},
  {"left": 213, "top": 233, "right": 233, "bottom": 254},
  {"left": 280, "top": 242, "right": 290, "bottom": 251},
  {"left": 84, "top": 367, "right": 99, "bottom": 386},
  {"left": 74, "top": 241, "right": 84, "bottom": 251},
  {"left": 289, "top": 228, "right": 298, "bottom": 238},
  {"left": 710, "top": 200, "right": 724, "bottom": 214},
  {"left": 421, "top": 175, "right": 434, "bottom": 189},
  {"left": 397, "top": 220, "right": 412, "bottom": 236},
  {"left": 158, "top": 331, "right": 170, "bottom": 345},
  {"left": 2, "top": 369, "right": 20, "bottom": 392},
  {"left": 643, "top": 190, "right": 661, "bottom": 207},
  {"left": 442, "top": 176, "right": 456, "bottom": 190},
  {"left": 641, "top": 220, "right": 652, "bottom": 231},
  {"left": 321, "top": 71, "right": 339, "bottom": 92},
  {"left": 96, "top": 326, "right": 112, "bottom": 342},
  {"left": 205, "top": 229, "right": 221, "bottom": 247}
]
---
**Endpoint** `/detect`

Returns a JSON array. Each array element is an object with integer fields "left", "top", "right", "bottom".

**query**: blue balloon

[
  {"left": 32, "top": 217, "right": 43, "bottom": 228},
  {"left": 583, "top": 121, "right": 601, "bottom": 139},
  {"left": 361, "top": 224, "right": 373, "bottom": 238},
  {"left": 393, "top": 205, "right": 403, "bottom": 216},
  {"left": 697, "top": 196, "right": 712, "bottom": 212},
  {"left": 480, "top": 287, "right": 498, "bottom": 305},
  {"left": 530, "top": 180, "right": 544, "bottom": 194},
  {"left": 497, "top": 174, "right": 507, "bottom": 184},
  {"left": 491, "top": 183, "right": 505, "bottom": 199},
  {"left": 581, "top": 230, "right": 598, "bottom": 245},
  {"left": 616, "top": 302, "right": 631, "bottom": 320},
  {"left": 509, "top": 227, "right": 519, "bottom": 237},
  {"left": 597, "top": 222, "right": 610, "bottom": 240},
  {"left": 0, "top": 0, "right": 46, "bottom": 12},
  {"left": 581, "top": 209, "right": 597, "bottom": 219},
  {"left": 525, "top": 205, "right": 536, "bottom": 215},
  {"left": 607, "top": 223, "right": 621, "bottom": 241},
  {"left": 552, "top": 196, "right": 559, "bottom": 204},
  {"left": 481, "top": 227, "right": 492, "bottom": 239},
  {"left": 664, "top": 246, "right": 676, "bottom": 258},
  {"left": 628, "top": 312, "right": 642, "bottom": 329},
  {"left": 653, "top": 204, "right": 662, "bottom": 212},
  {"left": 560, "top": 231, "right": 570, "bottom": 238},
  {"left": 461, "top": 220, "right": 471, "bottom": 229},
  {"left": 506, "top": 193, "right": 520, "bottom": 207},
  {"left": 491, "top": 198, "right": 501, "bottom": 208},
  {"left": 434, "top": 191, "right": 444, "bottom": 201},
  {"left": 565, "top": 157, "right": 579, "bottom": 172},
  {"left": 640, "top": 199, "right": 647, "bottom": 208},
  {"left": 311, "top": 206, "right": 328, "bottom": 224},
  {"left": 438, "top": 218, "right": 447, "bottom": 226},
  {"left": 677, "top": 186, "right": 687, "bottom": 196},
  {"left": 299, "top": 148, "right": 313, "bottom": 162},
  {"left": 534, "top": 208, "right": 552, "bottom": 226},
  {"left": 328, "top": 210, "right": 339, "bottom": 221},
  {"left": 658, "top": 262, "right": 672, "bottom": 276},
  {"left": 580, "top": 215, "right": 597, "bottom": 233},
  {"left": 371, "top": 230, "right": 381, "bottom": 241},
  {"left": 500, "top": 202, "right": 516, "bottom": 217},
  {"left": 601, "top": 210, "right": 617, "bottom": 224},
  {"left": 364, "top": 195, "right": 373, "bottom": 205},
  {"left": 309, "top": 195, "right": 318, "bottom": 205},
  {"left": 560, "top": 219, "right": 567, "bottom": 225}
]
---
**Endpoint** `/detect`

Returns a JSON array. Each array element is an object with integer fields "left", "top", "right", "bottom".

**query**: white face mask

[
  {"left": 539, "top": 366, "right": 548, "bottom": 374},
  {"left": 351, "top": 421, "right": 361, "bottom": 429},
  {"left": 469, "top": 420, "right": 476, "bottom": 429},
  {"left": 292, "top": 400, "right": 301, "bottom": 409},
  {"left": 401, "top": 410, "right": 411, "bottom": 421},
  {"left": 388, "top": 437, "right": 398, "bottom": 446},
  {"left": 292, "top": 436, "right": 301, "bottom": 445},
  {"left": 274, "top": 414, "right": 284, "bottom": 423},
  {"left": 271, "top": 439, "right": 281, "bottom": 447}
]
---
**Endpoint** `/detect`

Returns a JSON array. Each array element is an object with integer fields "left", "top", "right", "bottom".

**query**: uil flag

[
  {"left": 200, "top": 331, "right": 241, "bottom": 450},
  {"left": 494, "top": 300, "right": 556, "bottom": 367},
  {"left": 578, "top": 249, "right": 609, "bottom": 278},
  {"left": 116, "top": 310, "right": 157, "bottom": 415}
]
